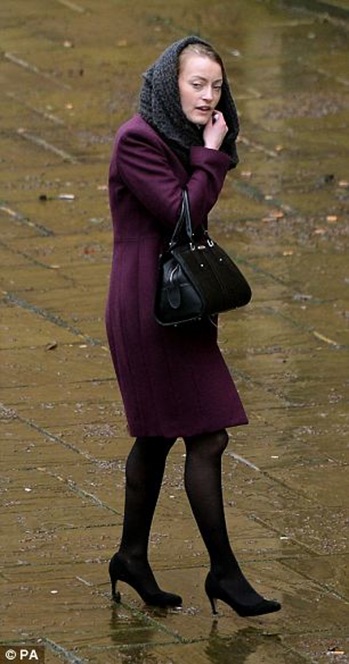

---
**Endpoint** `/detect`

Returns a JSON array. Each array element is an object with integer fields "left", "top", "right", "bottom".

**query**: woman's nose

[{"left": 202, "top": 86, "right": 214, "bottom": 102}]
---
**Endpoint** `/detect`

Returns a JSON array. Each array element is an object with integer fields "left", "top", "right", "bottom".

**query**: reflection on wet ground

[{"left": 1, "top": 0, "right": 348, "bottom": 662}]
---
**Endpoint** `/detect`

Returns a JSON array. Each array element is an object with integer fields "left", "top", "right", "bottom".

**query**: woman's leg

[
  {"left": 119, "top": 435, "right": 176, "bottom": 560},
  {"left": 110, "top": 435, "right": 179, "bottom": 601},
  {"left": 183, "top": 429, "right": 237, "bottom": 577},
  {"left": 183, "top": 430, "right": 280, "bottom": 613}
]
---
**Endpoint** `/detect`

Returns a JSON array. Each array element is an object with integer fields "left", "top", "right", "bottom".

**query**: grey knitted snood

[{"left": 139, "top": 35, "right": 239, "bottom": 168}]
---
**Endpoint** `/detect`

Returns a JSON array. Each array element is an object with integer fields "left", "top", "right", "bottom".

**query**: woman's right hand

[{"left": 203, "top": 111, "right": 228, "bottom": 150}]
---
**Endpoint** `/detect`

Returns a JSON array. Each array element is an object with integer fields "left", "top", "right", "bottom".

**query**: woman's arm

[{"left": 112, "top": 127, "right": 231, "bottom": 230}]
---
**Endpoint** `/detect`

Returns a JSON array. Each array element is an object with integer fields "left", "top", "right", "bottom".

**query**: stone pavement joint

[{"left": 281, "top": 0, "right": 349, "bottom": 21}]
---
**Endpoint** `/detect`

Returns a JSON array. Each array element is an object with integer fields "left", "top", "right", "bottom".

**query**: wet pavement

[{"left": 1, "top": 0, "right": 349, "bottom": 662}]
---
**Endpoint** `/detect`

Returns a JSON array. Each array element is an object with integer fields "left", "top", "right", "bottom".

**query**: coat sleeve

[{"left": 112, "top": 127, "right": 231, "bottom": 230}]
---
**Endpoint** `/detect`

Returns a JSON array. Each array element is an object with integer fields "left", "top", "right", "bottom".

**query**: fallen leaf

[
  {"left": 271, "top": 210, "right": 285, "bottom": 219},
  {"left": 45, "top": 341, "right": 58, "bottom": 351},
  {"left": 327, "top": 646, "right": 345, "bottom": 655},
  {"left": 262, "top": 210, "right": 284, "bottom": 221},
  {"left": 313, "top": 331, "right": 339, "bottom": 346}
]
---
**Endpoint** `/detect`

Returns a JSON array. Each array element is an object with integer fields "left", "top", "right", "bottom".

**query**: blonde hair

[{"left": 179, "top": 42, "right": 224, "bottom": 73}]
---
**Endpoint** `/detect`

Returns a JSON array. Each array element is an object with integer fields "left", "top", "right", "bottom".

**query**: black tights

[
  {"left": 117, "top": 436, "right": 176, "bottom": 595},
  {"left": 118, "top": 435, "right": 176, "bottom": 561},
  {"left": 183, "top": 429, "right": 238, "bottom": 577},
  {"left": 117, "top": 430, "right": 257, "bottom": 598}
]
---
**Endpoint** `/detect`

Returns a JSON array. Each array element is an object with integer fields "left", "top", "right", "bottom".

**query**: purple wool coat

[{"left": 106, "top": 114, "right": 248, "bottom": 438}]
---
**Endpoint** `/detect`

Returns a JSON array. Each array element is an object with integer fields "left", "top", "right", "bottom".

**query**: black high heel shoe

[
  {"left": 205, "top": 572, "right": 281, "bottom": 618},
  {"left": 109, "top": 553, "right": 182, "bottom": 608}
]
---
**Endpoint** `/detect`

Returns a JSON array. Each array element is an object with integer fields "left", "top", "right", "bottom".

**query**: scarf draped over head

[{"left": 139, "top": 35, "right": 239, "bottom": 169}]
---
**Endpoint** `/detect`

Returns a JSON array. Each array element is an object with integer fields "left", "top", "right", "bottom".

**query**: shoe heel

[
  {"left": 111, "top": 580, "right": 121, "bottom": 603},
  {"left": 208, "top": 594, "right": 218, "bottom": 615},
  {"left": 109, "top": 559, "right": 121, "bottom": 603},
  {"left": 205, "top": 574, "right": 218, "bottom": 615}
]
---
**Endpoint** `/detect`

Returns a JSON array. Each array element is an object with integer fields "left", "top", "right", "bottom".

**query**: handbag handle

[{"left": 169, "top": 190, "right": 193, "bottom": 249}]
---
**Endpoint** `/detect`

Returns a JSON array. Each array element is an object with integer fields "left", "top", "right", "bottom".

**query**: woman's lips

[{"left": 196, "top": 107, "right": 212, "bottom": 115}]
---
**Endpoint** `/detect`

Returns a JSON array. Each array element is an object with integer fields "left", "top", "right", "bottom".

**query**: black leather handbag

[{"left": 154, "top": 190, "right": 252, "bottom": 326}]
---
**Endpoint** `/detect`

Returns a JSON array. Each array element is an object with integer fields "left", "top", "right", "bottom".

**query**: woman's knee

[
  {"left": 133, "top": 435, "right": 176, "bottom": 460},
  {"left": 184, "top": 429, "right": 229, "bottom": 458}
]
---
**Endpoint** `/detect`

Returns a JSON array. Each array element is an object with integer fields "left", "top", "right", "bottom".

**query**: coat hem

[{"left": 126, "top": 417, "right": 249, "bottom": 439}]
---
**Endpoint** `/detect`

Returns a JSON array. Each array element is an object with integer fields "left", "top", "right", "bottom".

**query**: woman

[{"left": 106, "top": 35, "right": 281, "bottom": 617}]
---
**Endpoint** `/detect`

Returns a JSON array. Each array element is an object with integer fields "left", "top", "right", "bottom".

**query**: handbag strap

[{"left": 168, "top": 190, "right": 193, "bottom": 249}]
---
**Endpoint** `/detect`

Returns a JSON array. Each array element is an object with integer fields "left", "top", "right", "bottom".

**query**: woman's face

[{"left": 178, "top": 53, "right": 223, "bottom": 125}]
